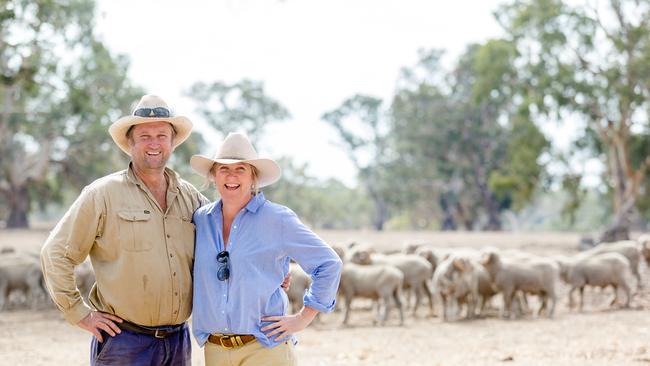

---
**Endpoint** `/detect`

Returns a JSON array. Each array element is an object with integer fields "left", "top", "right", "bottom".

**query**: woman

[{"left": 190, "top": 132, "right": 342, "bottom": 366}]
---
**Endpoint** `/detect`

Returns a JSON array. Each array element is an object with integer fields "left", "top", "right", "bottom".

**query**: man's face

[{"left": 127, "top": 121, "right": 174, "bottom": 171}]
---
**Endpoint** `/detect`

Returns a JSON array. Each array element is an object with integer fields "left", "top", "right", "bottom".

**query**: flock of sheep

[
  {"left": 0, "top": 247, "right": 93, "bottom": 311},
  {"left": 2, "top": 237, "right": 649, "bottom": 328},
  {"left": 287, "top": 237, "right": 650, "bottom": 326}
]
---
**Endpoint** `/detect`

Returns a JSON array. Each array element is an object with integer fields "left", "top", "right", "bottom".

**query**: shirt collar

[
  {"left": 245, "top": 192, "right": 266, "bottom": 213},
  {"left": 125, "top": 162, "right": 180, "bottom": 192}
]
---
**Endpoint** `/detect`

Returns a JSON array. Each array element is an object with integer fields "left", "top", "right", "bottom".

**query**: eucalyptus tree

[
  {"left": 391, "top": 44, "right": 547, "bottom": 230},
  {"left": 321, "top": 95, "right": 392, "bottom": 230},
  {"left": 187, "top": 79, "right": 290, "bottom": 145},
  {"left": 497, "top": 0, "right": 650, "bottom": 240},
  {"left": 0, "top": 0, "right": 141, "bottom": 228}
]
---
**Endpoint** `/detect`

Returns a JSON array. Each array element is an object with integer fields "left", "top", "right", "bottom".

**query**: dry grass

[{"left": 1, "top": 229, "right": 649, "bottom": 365}]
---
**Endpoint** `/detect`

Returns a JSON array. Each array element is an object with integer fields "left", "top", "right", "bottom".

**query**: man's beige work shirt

[{"left": 41, "top": 164, "right": 209, "bottom": 326}]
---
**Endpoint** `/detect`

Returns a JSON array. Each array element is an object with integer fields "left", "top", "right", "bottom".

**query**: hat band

[
  {"left": 218, "top": 156, "right": 251, "bottom": 160},
  {"left": 133, "top": 107, "right": 171, "bottom": 118}
]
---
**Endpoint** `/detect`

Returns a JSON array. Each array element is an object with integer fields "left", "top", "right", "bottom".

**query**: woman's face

[{"left": 213, "top": 163, "right": 255, "bottom": 202}]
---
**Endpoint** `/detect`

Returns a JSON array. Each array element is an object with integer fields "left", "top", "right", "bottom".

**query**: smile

[{"left": 224, "top": 184, "right": 240, "bottom": 190}]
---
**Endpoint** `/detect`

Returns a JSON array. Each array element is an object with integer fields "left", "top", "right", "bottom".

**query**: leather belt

[
  {"left": 119, "top": 321, "right": 185, "bottom": 339},
  {"left": 208, "top": 334, "right": 256, "bottom": 349}
]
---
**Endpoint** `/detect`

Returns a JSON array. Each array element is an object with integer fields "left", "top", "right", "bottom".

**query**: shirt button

[
  {"left": 233, "top": 225, "right": 237, "bottom": 229},
  {"left": 174, "top": 310, "right": 178, "bottom": 314},
  {"left": 167, "top": 234, "right": 171, "bottom": 238},
  {"left": 173, "top": 272, "right": 176, "bottom": 277},
  {"left": 170, "top": 253, "right": 173, "bottom": 258},
  {"left": 224, "top": 328, "right": 228, "bottom": 331},
  {"left": 175, "top": 292, "right": 178, "bottom": 296}
]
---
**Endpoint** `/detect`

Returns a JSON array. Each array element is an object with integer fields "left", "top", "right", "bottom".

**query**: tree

[
  {"left": 264, "top": 157, "right": 372, "bottom": 229},
  {"left": 497, "top": 0, "right": 650, "bottom": 240},
  {"left": 322, "top": 95, "right": 392, "bottom": 230},
  {"left": 186, "top": 79, "right": 290, "bottom": 145},
  {"left": 391, "top": 45, "right": 548, "bottom": 230},
  {"left": 0, "top": 0, "right": 142, "bottom": 228}
]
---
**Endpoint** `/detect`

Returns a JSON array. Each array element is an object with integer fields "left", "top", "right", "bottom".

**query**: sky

[{"left": 94, "top": 0, "right": 512, "bottom": 186}]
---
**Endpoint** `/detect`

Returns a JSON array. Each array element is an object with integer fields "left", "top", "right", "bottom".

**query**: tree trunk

[
  {"left": 472, "top": 165, "right": 502, "bottom": 231},
  {"left": 598, "top": 132, "right": 645, "bottom": 242},
  {"left": 373, "top": 199, "right": 388, "bottom": 231},
  {"left": 439, "top": 195, "right": 457, "bottom": 231},
  {"left": 454, "top": 201, "right": 473, "bottom": 230},
  {"left": 5, "top": 184, "right": 29, "bottom": 228},
  {"left": 366, "top": 184, "right": 387, "bottom": 231},
  {"left": 481, "top": 194, "right": 502, "bottom": 231}
]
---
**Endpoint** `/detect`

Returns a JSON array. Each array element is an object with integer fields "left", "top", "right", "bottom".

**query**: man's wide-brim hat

[
  {"left": 109, "top": 94, "right": 193, "bottom": 155},
  {"left": 190, "top": 132, "right": 281, "bottom": 188}
]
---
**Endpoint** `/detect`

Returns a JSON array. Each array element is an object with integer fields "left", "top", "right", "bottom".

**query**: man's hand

[
  {"left": 281, "top": 272, "right": 292, "bottom": 291},
  {"left": 78, "top": 311, "right": 123, "bottom": 342},
  {"left": 261, "top": 306, "right": 318, "bottom": 342}
]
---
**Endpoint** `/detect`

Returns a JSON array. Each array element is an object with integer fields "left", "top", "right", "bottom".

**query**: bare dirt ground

[{"left": 1, "top": 228, "right": 650, "bottom": 366}]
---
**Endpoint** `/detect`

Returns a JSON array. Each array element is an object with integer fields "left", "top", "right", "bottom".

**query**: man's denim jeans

[{"left": 90, "top": 324, "right": 191, "bottom": 366}]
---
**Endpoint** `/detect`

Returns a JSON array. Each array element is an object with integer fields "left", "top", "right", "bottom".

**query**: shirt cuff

[
  {"left": 303, "top": 294, "right": 336, "bottom": 313},
  {"left": 63, "top": 301, "right": 92, "bottom": 325}
]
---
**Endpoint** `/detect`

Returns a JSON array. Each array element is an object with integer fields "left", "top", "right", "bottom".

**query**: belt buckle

[
  {"left": 219, "top": 335, "right": 244, "bottom": 349},
  {"left": 154, "top": 329, "right": 166, "bottom": 339},
  {"left": 219, "top": 335, "right": 234, "bottom": 349}
]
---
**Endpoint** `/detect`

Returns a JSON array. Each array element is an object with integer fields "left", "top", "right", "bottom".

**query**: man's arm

[{"left": 40, "top": 186, "right": 105, "bottom": 324}]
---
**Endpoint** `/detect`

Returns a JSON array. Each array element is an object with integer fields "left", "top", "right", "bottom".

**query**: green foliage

[
  {"left": 187, "top": 79, "right": 290, "bottom": 145},
  {"left": 497, "top": 0, "right": 650, "bottom": 231},
  {"left": 390, "top": 43, "right": 548, "bottom": 230},
  {"left": 321, "top": 95, "right": 392, "bottom": 230},
  {"left": 0, "top": 0, "right": 143, "bottom": 227},
  {"left": 489, "top": 114, "right": 549, "bottom": 211}
]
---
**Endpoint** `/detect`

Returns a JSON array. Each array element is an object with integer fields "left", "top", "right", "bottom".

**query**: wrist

[{"left": 298, "top": 306, "right": 319, "bottom": 321}]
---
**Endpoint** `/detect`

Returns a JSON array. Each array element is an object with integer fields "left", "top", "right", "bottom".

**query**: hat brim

[
  {"left": 109, "top": 115, "right": 193, "bottom": 155},
  {"left": 190, "top": 155, "right": 282, "bottom": 188}
]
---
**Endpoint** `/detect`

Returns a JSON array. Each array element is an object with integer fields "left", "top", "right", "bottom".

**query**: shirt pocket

[
  {"left": 176, "top": 216, "right": 196, "bottom": 261},
  {"left": 117, "top": 210, "right": 153, "bottom": 252}
]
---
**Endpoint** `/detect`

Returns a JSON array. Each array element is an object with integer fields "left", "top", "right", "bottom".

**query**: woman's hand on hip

[{"left": 261, "top": 306, "right": 319, "bottom": 341}]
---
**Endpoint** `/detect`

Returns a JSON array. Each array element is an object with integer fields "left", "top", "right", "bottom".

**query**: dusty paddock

[{"left": 1, "top": 228, "right": 650, "bottom": 366}]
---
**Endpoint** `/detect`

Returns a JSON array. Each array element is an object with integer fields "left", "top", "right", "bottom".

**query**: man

[{"left": 41, "top": 95, "right": 209, "bottom": 365}]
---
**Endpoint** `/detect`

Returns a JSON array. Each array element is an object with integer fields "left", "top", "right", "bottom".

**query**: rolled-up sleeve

[
  {"left": 40, "top": 186, "right": 104, "bottom": 324},
  {"left": 281, "top": 208, "right": 342, "bottom": 313}
]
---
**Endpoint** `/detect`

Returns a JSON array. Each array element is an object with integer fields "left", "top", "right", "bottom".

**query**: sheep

[
  {"left": 636, "top": 234, "right": 650, "bottom": 267},
  {"left": 583, "top": 240, "right": 642, "bottom": 289},
  {"left": 432, "top": 256, "right": 479, "bottom": 320},
  {"left": 286, "top": 262, "right": 312, "bottom": 313},
  {"left": 414, "top": 247, "right": 439, "bottom": 272},
  {"left": 0, "top": 253, "right": 47, "bottom": 310},
  {"left": 556, "top": 252, "right": 633, "bottom": 311},
  {"left": 480, "top": 250, "right": 558, "bottom": 319},
  {"left": 338, "top": 262, "right": 404, "bottom": 326},
  {"left": 402, "top": 241, "right": 432, "bottom": 255},
  {"left": 330, "top": 245, "right": 346, "bottom": 262},
  {"left": 348, "top": 249, "right": 434, "bottom": 317}
]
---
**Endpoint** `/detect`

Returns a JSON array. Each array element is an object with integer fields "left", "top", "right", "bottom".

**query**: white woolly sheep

[
  {"left": 338, "top": 263, "right": 404, "bottom": 326},
  {"left": 349, "top": 249, "right": 434, "bottom": 317},
  {"left": 583, "top": 240, "right": 641, "bottom": 289},
  {"left": 480, "top": 250, "right": 558, "bottom": 319},
  {"left": 556, "top": 252, "right": 633, "bottom": 311}
]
